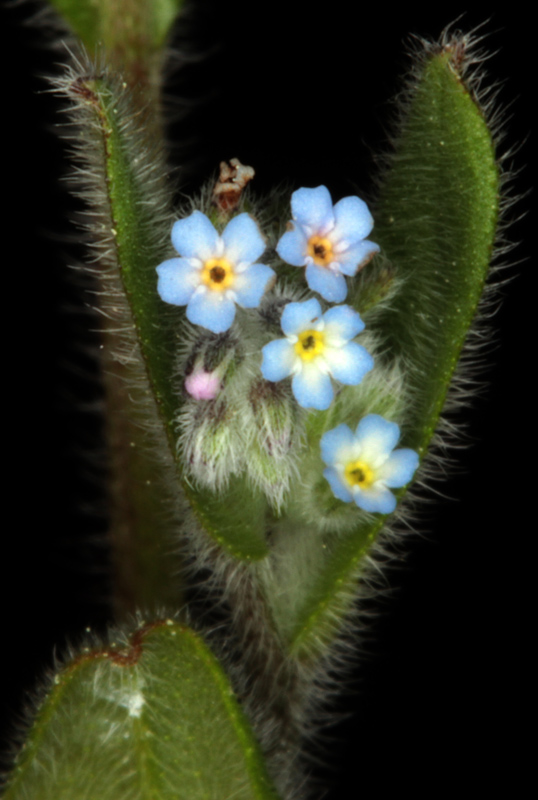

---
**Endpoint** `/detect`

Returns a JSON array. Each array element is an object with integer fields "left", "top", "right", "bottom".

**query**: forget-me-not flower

[
  {"left": 157, "top": 211, "right": 275, "bottom": 334},
  {"left": 261, "top": 298, "right": 373, "bottom": 410},
  {"left": 320, "top": 415, "right": 419, "bottom": 513},
  {"left": 277, "top": 186, "right": 380, "bottom": 303}
]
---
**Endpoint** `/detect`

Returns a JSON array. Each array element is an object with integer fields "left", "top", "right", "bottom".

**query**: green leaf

[
  {"left": 91, "top": 75, "right": 270, "bottom": 561},
  {"left": 4, "top": 620, "right": 279, "bottom": 800},
  {"left": 68, "top": 73, "right": 270, "bottom": 573},
  {"left": 283, "top": 44, "right": 499, "bottom": 658},
  {"left": 186, "top": 479, "right": 270, "bottom": 561}
]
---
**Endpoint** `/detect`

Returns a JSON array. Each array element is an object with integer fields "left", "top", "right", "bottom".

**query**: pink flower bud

[{"left": 185, "top": 368, "right": 221, "bottom": 400}]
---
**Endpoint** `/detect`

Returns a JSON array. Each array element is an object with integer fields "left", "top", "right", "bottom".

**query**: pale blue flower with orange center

[
  {"left": 276, "top": 185, "right": 380, "bottom": 302},
  {"left": 261, "top": 298, "right": 373, "bottom": 410},
  {"left": 156, "top": 211, "right": 275, "bottom": 334},
  {"left": 321, "top": 415, "right": 419, "bottom": 513}
]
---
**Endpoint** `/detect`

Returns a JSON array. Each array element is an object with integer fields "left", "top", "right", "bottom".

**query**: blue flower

[
  {"left": 261, "top": 298, "right": 374, "bottom": 410},
  {"left": 320, "top": 415, "right": 419, "bottom": 513},
  {"left": 156, "top": 211, "right": 275, "bottom": 334},
  {"left": 276, "top": 185, "right": 380, "bottom": 303}
]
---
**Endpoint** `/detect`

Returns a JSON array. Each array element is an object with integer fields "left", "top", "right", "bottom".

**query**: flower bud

[{"left": 244, "top": 378, "right": 304, "bottom": 511}]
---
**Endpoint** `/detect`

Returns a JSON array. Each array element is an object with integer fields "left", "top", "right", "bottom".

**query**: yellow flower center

[
  {"left": 295, "top": 329, "right": 325, "bottom": 362},
  {"left": 307, "top": 235, "right": 334, "bottom": 267},
  {"left": 344, "top": 460, "right": 375, "bottom": 488},
  {"left": 201, "top": 258, "right": 235, "bottom": 292}
]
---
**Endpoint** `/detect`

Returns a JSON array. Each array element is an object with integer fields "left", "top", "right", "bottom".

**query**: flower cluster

[
  {"left": 261, "top": 298, "right": 373, "bottom": 410},
  {"left": 157, "top": 185, "right": 418, "bottom": 513},
  {"left": 320, "top": 415, "right": 419, "bottom": 513}
]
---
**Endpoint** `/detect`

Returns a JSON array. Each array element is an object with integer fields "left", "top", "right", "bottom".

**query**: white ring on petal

[
  {"left": 221, "top": 213, "right": 266, "bottom": 264},
  {"left": 355, "top": 415, "right": 401, "bottom": 463},
  {"left": 234, "top": 263, "right": 275, "bottom": 308},
  {"left": 323, "top": 467, "right": 353, "bottom": 503},
  {"left": 156, "top": 258, "right": 201, "bottom": 306},
  {"left": 331, "top": 195, "right": 374, "bottom": 244},
  {"left": 305, "top": 263, "right": 348, "bottom": 303},
  {"left": 276, "top": 227, "right": 308, "bottom": 267},
  {"left": 281, "top": 298, "right": 322, "bottom": 336},
  {"left": 377, "top": 449, "right": 420, "bottom": 488},
  {"left": 171, "top": 211, "right": 220, "bottom": 260},
  {"left": 187, "top": 288, "right": 236, "bottom": 333},
  {"left": 292, "top": 365, "right": 333, "bottom": 410},
  {"left": 291, "top": 186, "right": 334, "bottom": 231},
  {"left": 322, "top": 305, "right": 365, "bottom": 343},
  {"left": 353, "top": 483, "right": 396, "bottom": 514},
  {"left": 324, "top": 343, "right": 374, "bottom": 385},
  {"left": 320, "top": 424, "right": 356, "bottom": 467},
  {"left": 261, "top": 339, "right": 297, "bottom": 382}
]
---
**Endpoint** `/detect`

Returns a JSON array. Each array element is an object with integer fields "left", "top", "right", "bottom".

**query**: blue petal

[
  {"left": 234, "top": 263, "right": 275, "bottom": 308},
  {"left": 322, "top": 305, "right": 365, "bottom": 343},
  {"left": 186, "top": 288, "right": 236, "bottom": 333},
  {"left": 325, "top": 342, "right": 374, "bottom": 385},
  {"left": 354, "top": 484, "right": 396, "bottom": 514},
  {"left": 291, "top": 186, "right": 334, "bottom": 233},
  {"left": 355, "top": 414, "right": 401, "bottom": 462},
  {"left": 378, "top": 449, "right": 419, "bottom": 488},
  {"left": 320, "top": 424, "right": 355, "bottom": 466},
  {"left": 323, "top": 467, "right": 353, "bottom": 503},
  {"left": 261, "top": 339, "right": 296, "bottom": 382},
  {"left": 281, "top": 298, "right": 322, "bottom": 337},
  {"left": 171, "top": 211, "right": 219, "bottom": 260},
  {"left": 292, "top": 365, "right": 333, "bottom": 410},
  {"left": 222, "top": 213, "right": 266, "bottom": 264},
  {"left": 305, "top": 263, "right": 348, "bottom": 303},
  {"left": 276, "top": 226, "right": 308, "bottom": 266},
  {"left": 336, "top": 239, "right": 380, "bottom": 276},
  {"left": 156, "top": 258, "right": 200, "bottom": 306},
  {"left": 332, "top": 196, "right": 374, "bottom": 244}
]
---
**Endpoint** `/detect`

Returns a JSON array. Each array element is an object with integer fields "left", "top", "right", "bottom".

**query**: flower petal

[
  {"left": 276, "top": 226, "right": 308, "bottom": 266},
  {"left": 336, "top": 239, "right": 380, "bottom": 276},
  {"left": 331, "top": 195, "right": 374, "bottom": 245},
  {"left": 320, "top": 424, "right": 356, "bottom": 467},
  {"left": 355, "top": 414, "right": 401, "bottom": 464},
  {"left": 292, "top": 364, "right": 333, "bottom": 409},
  {"left": 261, "top": 339, "right": 296, "bottom": 382},
  {"left": 291, "top": 186, "right": 334, "bottom": 233},
  {"left": 377, "top": 449, "right": 419, "bottom": 488},
  {"left": 324, "top": 342, "right": 374, "bottom": 385},
  {"left": 171, "top": 211, "right": 220, "bottom": 260},
  {"left": 353, "top": 484, "right": 396, "bottom": 514},
  {"left": 322, "top": 305, "right": 365, "bottom": 344},
  {"left": 281, "top": 298, "right": 322, "bottom": 337},
  {"left": 305, "top": 263, "right": 348, "bottom": 303},
  {"left": 156, "top": 258, "right": 200, "bottom": 306},
  {"left": 221, "top": 213, "right": 266, "bottom": 265},
  {"left": 186, "top": 288, "right": 236, "bottom": 333},
  {"left": 323, "top": 467, "right": 353, "bottom": 503},
  {"left": 233, "top": 263, "right": 275, "bottom": 308}
]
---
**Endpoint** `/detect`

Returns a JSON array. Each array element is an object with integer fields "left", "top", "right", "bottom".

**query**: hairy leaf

[
  {"left": 284, "top": 42, "right": 499, "bottom": 657},
  {"left": 4, "top": 621, "right": 279, "bottom": 800}
]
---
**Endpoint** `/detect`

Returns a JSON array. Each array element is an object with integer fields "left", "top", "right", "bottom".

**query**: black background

[{"left": 1, "top": 1, "right": 533, "bottom": 796}]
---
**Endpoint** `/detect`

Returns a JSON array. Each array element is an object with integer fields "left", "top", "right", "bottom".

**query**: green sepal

[
  {"left": 285, "top": 45, "right": 499, "bottom": 657},
  {"left": 4, "top": 620, "right": 280, "bottom": 800}
]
